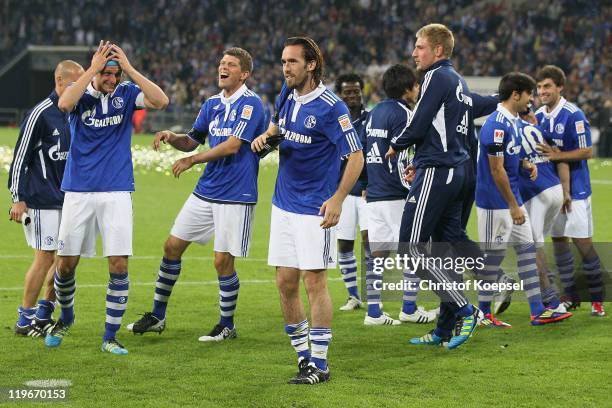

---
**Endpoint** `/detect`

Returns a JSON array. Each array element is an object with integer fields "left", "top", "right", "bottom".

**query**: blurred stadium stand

[{"left": 0, "top": 0, "right": 609, "bottom": 153}]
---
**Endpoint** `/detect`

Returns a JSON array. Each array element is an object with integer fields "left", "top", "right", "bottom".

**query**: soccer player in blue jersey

[
  {"left": 385, "top": 24, "right": 483, "bottom": 349},
  {"left": 475, "top": 72, "right": 572, "bottom": 327},
  {"left": 534, "top": 65, "right": 605, "bottom": 316},
  {"left": 8, "top": 60, "right": 84, "bottom": 337},
  {"left": 127, "top": 47, "right": 266, "bottom": 341},
  {"left": 252, "top": 37, "right": 363, "bottom": 384},
  {"left": 363, "top": 64, "right": 437, "bottom": 326},
  {"left": 335, "top": 73, "right": 369, "bottom": 311},
  {"left": 514, "top": 114, "right": 568, "bottom": 313},
  {"left": 45, "top": 41, "right": 169, "bottom": 354}
]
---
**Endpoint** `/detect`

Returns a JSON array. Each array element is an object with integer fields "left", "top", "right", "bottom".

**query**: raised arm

[
  {"left": 110, "top": 44, "right": 168, "bottom": 110},
  {"left": 58, "top": 41, "right": 113, "bottom": 112}
]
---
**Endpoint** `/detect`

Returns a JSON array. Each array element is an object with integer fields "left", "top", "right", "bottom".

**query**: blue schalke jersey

[
  {"left": 340, "top": 108, "right": 368, "bottom": 196},
  {"left": 476, "top": 104, "right": 523, "bottom": 210},
  {"left": 272, "top": 83, "right": 362, "bottom": 215},
  {"left": 535, "top": 97, "right": 592, "bottom": 200},
  {"left": 365, "top": 98, "right": 411, "bottom": 202},
  {"left": 62, "top": 82, "right": 143, "bottom": 192},
  {"left": 517, "top": 119, "right": 560, "bottom": 202},
  {"left": 188, "top": 84, "right": 266, "bottom": 204}
]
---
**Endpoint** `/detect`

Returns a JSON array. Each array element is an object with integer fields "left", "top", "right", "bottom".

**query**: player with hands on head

[{"left": 45, "top": 40, "right": 168, "bottom": 355}]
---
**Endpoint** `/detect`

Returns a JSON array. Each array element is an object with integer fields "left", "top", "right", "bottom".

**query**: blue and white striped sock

[
  {"left": 479, "top": 250, "right": 505, "bottom": 314},
  {"left": 54, "top": 270, "right": 75, "bottom": 325},
  {"left": 583, "top": 257, "right": 603, "bottom": 302},
  {"left": 34, "top": 299, "right": 55, "bottom": 321},
  {"left": 339, "top": 251, "right": 360, "bottom": 299},
  {"left": 366, "top": 256, "right": 382, "bottom": 317},
  {"left": 152, "top": 257, "right": 181, "bottom": 320},
  {"left": 554, "top": 249, "right": 577, "bottom": 298},
  {"left": 310, "top": 327, "right": 332, "bottom": 370},
  {"left": 285, "top": 319, "right": 310, "bottom": 362},
  {"left": 401, "top": 268, "right": 419, "bottom": 314},
  {"left": 104, "top": 272, "right": 129, "bottom": 341},
  {"left": 17, "top": 306, "right": 36, "bottom": 327},
  {"left": 218, "top": 272, "right": 240, "bottom": 329},
  {"left": 515, "top": 244, "right": 544, "bottom": 316}
]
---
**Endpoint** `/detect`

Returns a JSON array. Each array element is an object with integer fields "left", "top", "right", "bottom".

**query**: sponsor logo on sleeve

[
  {"left": 241, "top": 105, "right": 253, "bottom": 120},
  {"left": 338, "top": 114, "right": 353, "bottom": 132},
  {"left": 575, "top": 120, "right": 585, "bottom": 134},
  {"left": 494, "top": 129, "right": 504, "bottom": 143}
]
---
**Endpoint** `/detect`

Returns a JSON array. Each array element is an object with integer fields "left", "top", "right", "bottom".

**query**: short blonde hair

[{"left": 416, "top": 23, "right": 454, "bottom": 58}]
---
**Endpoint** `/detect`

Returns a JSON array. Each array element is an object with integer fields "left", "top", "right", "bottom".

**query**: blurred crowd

[{"left": 1, "top": 0, "right": 610, "bottom": 128}]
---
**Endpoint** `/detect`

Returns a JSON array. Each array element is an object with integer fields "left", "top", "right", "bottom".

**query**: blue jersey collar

[
  {"left": 356, "top": 107, "right": 368, "bottom": 122},
  {"left": 49, "top": 90, "right": 59, "bottom": 105},
  {"left": 424, "top": 59, "right": 452, "bottom": 73},
  {"left": 385, "top": 97, "right": 410, "bottom": 107},
  {"left": 497, "top": 103, "right": 518, "bottom": 123},
  {"left": 220, "top": 83, "right": 248, "bottom": 105},
  {"left": 293, "top": 82, "right": 326, "bottom": 105},
  {"left": 86, "top": 81, "right": 125, "bottom": 98},
  {"left": 543, "top": 96, "right": 567, "bottom": 119}
]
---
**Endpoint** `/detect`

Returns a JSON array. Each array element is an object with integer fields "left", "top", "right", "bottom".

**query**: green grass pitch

[{"left": 0, "top": 128, "right": 610, "bottom": 407}]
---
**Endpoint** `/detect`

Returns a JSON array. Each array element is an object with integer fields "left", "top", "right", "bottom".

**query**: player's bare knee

[
  {"left": 164, "top": 236, "right": 187, "bottom": 260},
  {"left": 108, "top": 256, "right": 128, "bottom": 273},
  {"left": 56, "top": 256, "right": 78, "bottom": 276},
  {"left": 34, "top": 250, "right": 56, "bottom": 270},
  {"left": 214, "top": 253, "right": 234, "bottom": 276},
  {"left": 303, "top": 270, "right": 327, "bottom": 295},
  {"left": 276, "top": 270, "right": 300, "bottom": 297}
]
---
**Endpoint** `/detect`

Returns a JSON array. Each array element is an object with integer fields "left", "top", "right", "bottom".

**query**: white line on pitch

[
  {"left": 0, "top": 277, "right": 344, "bottom": 291},
  {"left": 592, "top": 179, "right": 612, "bottom": 185},
  {"left": 0, "top": 255, "right": 269, "bottom": 261}
]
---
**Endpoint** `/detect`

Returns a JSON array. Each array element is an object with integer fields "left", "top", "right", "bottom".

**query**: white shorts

[
  {"left": 477, "top": 206, "right": 534, "bottom": 250},
  {"left": 524, "top": 184, "right": 563, "bottom": 246},
  {"left": 170, "top": 194, "right": 255, "bottom": 257},
  {"left": 23, "top": 209, "right": 61, "bottom": 251},
  {"left": 551, "top": 196, "right": 593, "bottom": 238},
  {"left": 336, "top": 194, "right": 368, "bottom": 240},
  {"left": 268, "top": 205, "right": 337, "bottom": 270},
  {"left": 58, "top": 192, "right": 132, "bottom": 258},
  {"left": 367, "top": 199, "right": 405, "bottom": 252}
]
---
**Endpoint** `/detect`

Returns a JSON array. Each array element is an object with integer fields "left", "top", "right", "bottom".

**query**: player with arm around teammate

[
  {"left": 475, "top": 72, "right": 572, "bottom": 327},
  {"left": 534, "top": 65, "right": 605, "bottom": 316},
  {"left": 252, "top": 37, "right": 364, "bottom": 384}
]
